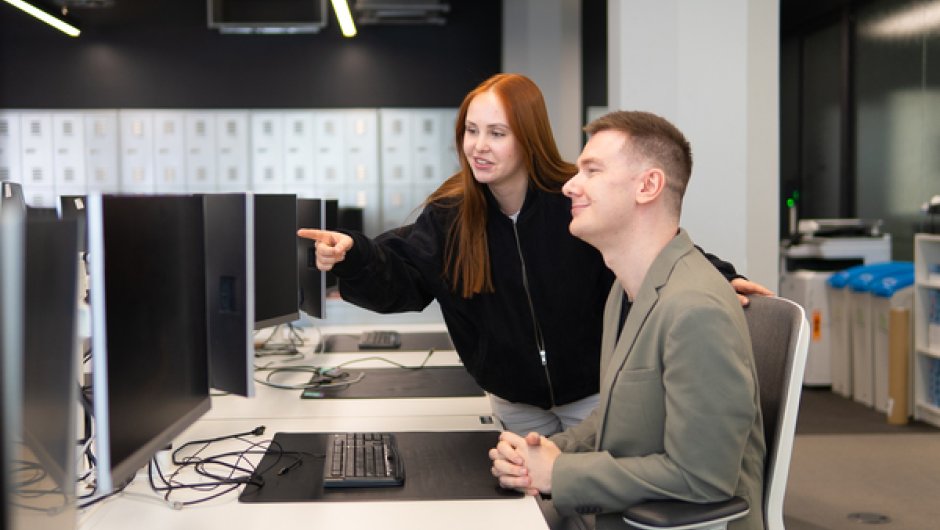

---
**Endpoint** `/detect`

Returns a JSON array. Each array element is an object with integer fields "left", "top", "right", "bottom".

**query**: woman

[{"left": 298, "top": 73, "right": 769, "bottom": 435}]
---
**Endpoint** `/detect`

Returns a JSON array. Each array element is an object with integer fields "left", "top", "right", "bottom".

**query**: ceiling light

[
  {"left": 2, "top": 0, "right": 80, "bottom": 37},
  {"left": 862, "top": 0, "right": 940, "bottom": 38},
  {"left": 331, "top": 0, "right": 357, "bottom": 37}
]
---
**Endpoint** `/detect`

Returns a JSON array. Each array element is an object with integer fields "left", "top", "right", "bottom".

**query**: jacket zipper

[{"left": 511, "top": 222, "right": 556, "bottom": 408}]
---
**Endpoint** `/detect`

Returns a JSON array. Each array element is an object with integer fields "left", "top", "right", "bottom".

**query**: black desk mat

[
  {"left": 238, "top": 431, "right": 521, "bottom": 503},
  {"left": 322, "top": 331, "right": 454, "bottom": 353},
  {"left": 300, "top": 366, "right": 484, "bottom": 399}
]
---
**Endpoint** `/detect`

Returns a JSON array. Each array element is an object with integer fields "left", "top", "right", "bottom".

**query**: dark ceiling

[
  {"left": 0, "top": 0, "right": 876, "bottom": 41},
  {"left": 781, "top": 0, "right": 859, "bottom": 35},
  {"left": 3, "top": 0, "right": 862, "bottom": 36}
]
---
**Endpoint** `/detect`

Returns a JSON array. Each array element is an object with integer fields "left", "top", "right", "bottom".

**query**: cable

[
  {"left": 253, "top": 348, "right": 436, "bottom": 391},
  {"left": 253, "top": 365, "right": 365, "bottom": 391},
  {"left": 148, "top": 431, "right": 322, "bottom": 508},
  {"left": 331, "top": 348, "right": 436, "bottom": 371},
  {"left": 148, "top": 429, "right": 269, "bottom": 507}
]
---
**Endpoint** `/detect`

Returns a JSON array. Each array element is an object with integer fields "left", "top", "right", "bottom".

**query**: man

[{"left": 488, "top": 111, "right": 765, "bottom": 530}]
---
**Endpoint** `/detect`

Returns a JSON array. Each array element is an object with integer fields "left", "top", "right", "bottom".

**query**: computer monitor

[
  {"left": 324, "top": 200, "right": 341, "bottom": 290},
  {"left": 296, "top": 198, "right": 326, "bottom": 319},
  {"left": 87, "top": 194, "right": 211, "bottom": 494},
  {"left": 19, "top": 215, "right": 80, "bottom": 530},
  {"left": 203, "top": 193, "right": 255, "bottom": 397},
  {"left": 253, "top": 194, "right": 299, "bottom": 329},
  {"left": 0, "top": 210, "right": 79, "bottom": 530},
  {"left": 58, "top": 195, "right": 88, "bottom": 253},
  {"left": 0, "top": 208, "right": 24, "bottom": 530},
  {"left": 336, "top": 205, "right": 360, "bottom": 232},
  {"left": 0, "top": 181, "right": 25, "bottom": 216}
]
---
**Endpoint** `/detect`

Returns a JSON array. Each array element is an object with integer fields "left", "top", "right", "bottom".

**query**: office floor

[{"left": 784, "top": 388, "right": 940, "bottom": 529}]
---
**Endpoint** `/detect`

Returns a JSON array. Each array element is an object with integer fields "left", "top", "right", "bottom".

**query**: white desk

[
  {"left": 79, "top": 334, "right": 549, "bottom": 530},
  {"left": 209, "top": 347, "right": 493, "bottom": 421}
]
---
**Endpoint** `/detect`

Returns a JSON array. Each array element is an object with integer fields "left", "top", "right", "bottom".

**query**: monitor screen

[
  {"left": 203, "top": 193, "right": 255, "bottom": 397},
  {"left": 296, "top": 198, "right": 325, "bottom": 319},
  {"left": 20, "top": 215, "right": 80, "bottom": 530},
  {"left": 87, "top": 194, "right": 211, "bottom": 494},
  {"left": 253, "top": 194, "right": 299, "bottom": 329}
]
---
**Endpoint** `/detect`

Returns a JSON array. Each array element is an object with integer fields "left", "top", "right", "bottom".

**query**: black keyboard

[
  {"left": 358, "top": 330, "right": 401, "bottom": 350},
  {"left": 323, "top": 432, "right": 405, "bottom": 488}
]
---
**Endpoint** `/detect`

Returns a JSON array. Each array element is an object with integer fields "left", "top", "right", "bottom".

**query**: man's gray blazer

[{"left": 550, "top": 229, "right": 766, "bottom": 530}]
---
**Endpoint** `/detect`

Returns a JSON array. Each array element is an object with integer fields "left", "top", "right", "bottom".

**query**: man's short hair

[{"left": 584, "top": 111, "right": 692, "bottom": 203}]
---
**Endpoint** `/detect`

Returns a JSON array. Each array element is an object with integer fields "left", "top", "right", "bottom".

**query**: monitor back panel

[
  {"left": 88, "top": 194, "right": 211, "bottom": 493},
  {"left": 203, "top": 193, "right": 255, "bottom": 397},
  {"left": 20, "top": 216, "right": 79, "bottom": 530}
]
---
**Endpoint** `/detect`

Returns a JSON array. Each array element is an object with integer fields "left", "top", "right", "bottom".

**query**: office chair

[{"left": 622, "top": 296, "right": 810, "bottom": 530}]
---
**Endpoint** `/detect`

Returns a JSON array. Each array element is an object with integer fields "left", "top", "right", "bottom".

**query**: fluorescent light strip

[
  {"left": 863, "top": 0, "right": 940, "bottom": 38},
  {"left": 3, "top": 0, "right": 80, "bottom": 37},
  {"left": 330, "top": 0, "right": 357, "bottom": 37}
]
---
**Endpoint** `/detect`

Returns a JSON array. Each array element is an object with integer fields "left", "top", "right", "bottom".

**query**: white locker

[
  {"left": 52, "top": 112, "right": 87, "bottom": 192},
  {"left": 313, "top": 110, "right": 346, "bottom": 193},
  {"left": 151, "top": 111, "right": 186, "bottom": 193},
  {"left": 379, "top": 109, "right": 413, "bottom": 186},
  {"left": 414, "top": 182, "right": 441, "bottom": 208},
  {"left": 22, "top": 187, "right": 56, "bottom": 208},
  {"left": 0, "top": 112, "right": 21, "bottom": 183},
  {"left": 185, "top": 112, "right": 218, "bottom": 193},
  {"left": 215, "top": 112, "right": 249, "bottom": 192},
  {"left": 344, "top": 184, "right": 381, "bottom": 237},
  {"left": 19, "top": 112, "right": 55, "bottom": 198},
  {"left": 119, "top": 110, "right": 156, "bottom": 194},
  {"left": 381, "top": 183, "right": 415, "bottom": 233},
  {"left": 412, "top": 109, "right": 446, "bottom": 191},
  {"left": 438, "top": 108, "right": 461, "bottom": 176},
  {"left": 344, "top": 110, "right": 378, "bottom": 186},
  {"left": 251, "top": 112, "right": 284, "bottom": 193},
  {"left": 283, "top": 111, "right": 316, "bottom": 195},
  {"left": 84, "top": 111, "right": 120, "bottom": 193}
]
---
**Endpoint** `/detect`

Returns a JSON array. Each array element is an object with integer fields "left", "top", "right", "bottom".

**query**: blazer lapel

[{"left": 592, "top": 230, "right": 697, "bottom": 446}]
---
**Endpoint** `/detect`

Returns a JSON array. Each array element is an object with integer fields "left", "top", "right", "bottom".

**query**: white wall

[
  {"left": 502, "top": 0, "right": 582, "bottom": 162},
  {"left": 608, "top": 0, "right": 780, "bottom": 288}
]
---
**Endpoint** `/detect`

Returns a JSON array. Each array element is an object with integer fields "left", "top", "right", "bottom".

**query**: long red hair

[{"left": 427, "top": 73, "right": 577, "bottom": 297}]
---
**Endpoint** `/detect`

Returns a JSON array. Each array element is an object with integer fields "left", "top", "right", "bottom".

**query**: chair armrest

[{"left": 622, "top": 497, "right": 749, "bottom": 530}]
